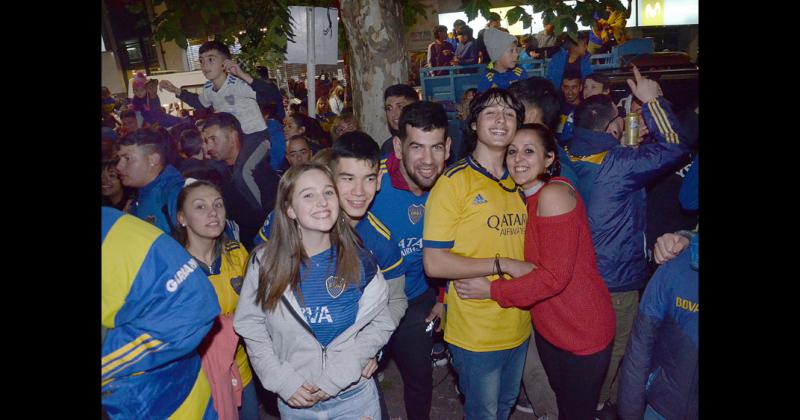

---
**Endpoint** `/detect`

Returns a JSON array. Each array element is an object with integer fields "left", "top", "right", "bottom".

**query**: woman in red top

[{"left": 455, "top": 123, "right": 615, "bottom": 420}]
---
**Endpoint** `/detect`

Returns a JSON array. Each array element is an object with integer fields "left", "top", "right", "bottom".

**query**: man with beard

[{"left": 369, "top": 101, "right": 451, "bottom": 420}]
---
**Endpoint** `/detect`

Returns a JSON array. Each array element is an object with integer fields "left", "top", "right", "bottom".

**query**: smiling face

[
  {"left": 562, "top": 78, "right": 582, "bottom": 105},
  {"left": 385, "top": 95, "right": 416, "bottom": 132},
  {"left": 286, "top": 169, "right": 340, "bottom": 236},
  {"left": 177, "top": 185, "right": 226, "bottom": 242},
  {"left": 472, "top": 98, "right": 518, "bottom": 150},
  {"left": 506, "top": 129, "right": 555, "bottom": 189},
  {"left": 101, "top": 166, "right": 123, "bottom": 198},
  {"left": 394, "top": 126, "right": 450, "bottom": 194},
  {"left": 334, "top": 157, "right": 380, "bottom": 220}
]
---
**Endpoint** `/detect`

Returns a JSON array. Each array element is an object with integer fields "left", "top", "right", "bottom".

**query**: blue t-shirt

[
  {"left": 369, "top": 159, "right": 430, "bottom": 301},
  {"left": 295, "top": 247, "right": 363, "bottom": 347}
]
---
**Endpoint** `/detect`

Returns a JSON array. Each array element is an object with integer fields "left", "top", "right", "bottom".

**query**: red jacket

[{"left": 490, "top": 177, "right": 615, "bottom": 355}]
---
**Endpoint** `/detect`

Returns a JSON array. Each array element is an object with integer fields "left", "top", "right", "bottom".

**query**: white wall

[{"left": 102, "top": 51, "right": 127, "bottom": 95}]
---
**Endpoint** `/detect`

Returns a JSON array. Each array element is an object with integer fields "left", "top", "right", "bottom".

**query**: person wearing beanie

[
  {"left": 477, "top": 28, "right": 528, "bottom": 93},
  {"left": 475, "top": 12, "right": 503, "bottom": 63}
]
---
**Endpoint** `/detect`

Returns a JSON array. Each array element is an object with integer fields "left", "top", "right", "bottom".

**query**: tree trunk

[{"left": 339, "top": 0, "right": 409, "bottom": 146}]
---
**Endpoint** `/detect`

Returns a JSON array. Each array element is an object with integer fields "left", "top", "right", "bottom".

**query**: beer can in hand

[{"left": 623, "top": 113, "right": 640, "bottom": 147}]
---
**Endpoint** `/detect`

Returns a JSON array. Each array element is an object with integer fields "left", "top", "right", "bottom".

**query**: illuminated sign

[{"left": 642, "top": 0, "right": 665, "bottom": 26}]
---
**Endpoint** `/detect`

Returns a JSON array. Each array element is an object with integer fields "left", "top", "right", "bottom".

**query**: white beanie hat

[{"left": 483, "top": 28, "right": 517, "bottom": 62}]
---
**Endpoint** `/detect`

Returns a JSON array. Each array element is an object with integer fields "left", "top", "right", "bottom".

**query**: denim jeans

[
  {"left": 239, "top": 381, "right": 260, "bottom": 420},
  {"left": 450, "top": 340, "right": 529, "bottom": 420},
  {"left": 277, "top": 379, "right": 381, "bottom": 420}
]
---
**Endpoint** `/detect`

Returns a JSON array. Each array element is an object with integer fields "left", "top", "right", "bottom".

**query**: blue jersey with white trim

[
  {"left": 295, "top": 248, "right": 365, "bottom": 347},
  {"left": 101, "top": 207, "right": 220, "bottom": 419},
  {"left": 369, "top": 158, "right": 431, "bottom": 301},
  {"left": 254, "top": 211, "right": 405, "bottom": 282}
]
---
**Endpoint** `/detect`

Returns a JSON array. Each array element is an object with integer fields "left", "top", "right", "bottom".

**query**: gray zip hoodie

[{"left": 233, "top": 249, "right": 396, "bottom": 401}]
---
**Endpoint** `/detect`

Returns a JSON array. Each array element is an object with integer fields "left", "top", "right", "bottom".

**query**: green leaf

[
  {"left": 506, "top": 6, "right": 525, "bottom": 26},
  {"left": 520, "top": 14, "right": 532, "bottom": 29},
  {"left": 476, "top": 0, "right": 493, "bottom": 21},
  {"left": 463, "top": 0, "right": 478, "bottom": 22}
]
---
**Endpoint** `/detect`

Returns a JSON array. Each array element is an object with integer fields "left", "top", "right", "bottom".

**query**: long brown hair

[{"left": 256, "top": 162, "right": 363, "bottom": 311}]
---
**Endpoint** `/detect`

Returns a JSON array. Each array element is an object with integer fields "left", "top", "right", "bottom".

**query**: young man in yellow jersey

[{"left": 422, "top": 88, "right": 534, "bottom": 419}]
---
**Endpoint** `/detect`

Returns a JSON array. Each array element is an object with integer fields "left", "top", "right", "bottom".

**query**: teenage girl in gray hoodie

[{"left": 234, "top": 162, "right": 395, "bottom": 419}]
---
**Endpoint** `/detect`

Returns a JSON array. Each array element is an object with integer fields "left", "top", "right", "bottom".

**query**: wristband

[{"left": 494, "top": 254, "right": 506, "bottom": 278}]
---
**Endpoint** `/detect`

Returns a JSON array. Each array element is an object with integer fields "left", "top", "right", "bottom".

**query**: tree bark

[{"left": 339, "top": 0, "right": 409, "bottom": 146}]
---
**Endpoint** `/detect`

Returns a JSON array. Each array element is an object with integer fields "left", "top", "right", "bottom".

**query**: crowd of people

[{"left": 102, "top": 17, "right": 698, "bottom": 419}]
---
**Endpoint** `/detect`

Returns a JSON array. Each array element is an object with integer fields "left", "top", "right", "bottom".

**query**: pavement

[{"left": 257, "top": 357, "right": 543, "bottom": 419}]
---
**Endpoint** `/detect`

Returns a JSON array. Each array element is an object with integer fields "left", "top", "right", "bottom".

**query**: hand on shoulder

[{"left": 536, "top": 182, "right": 576, "bottom": 217}]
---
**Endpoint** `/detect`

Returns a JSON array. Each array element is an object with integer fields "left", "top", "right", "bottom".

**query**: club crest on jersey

[
  {"left": 224, "top": 95, "right": 236, "bottom": 105},
  {"left": 325, "top": 276, "right": 346, "bottom": 299},
  {"left": 408, "top": 204, "right": 424, "bottom": 225},
  {"left": 230, "top": 276, "right": 243, "bottom": 295}
]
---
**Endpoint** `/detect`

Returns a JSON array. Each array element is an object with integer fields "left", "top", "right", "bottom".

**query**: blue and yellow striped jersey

[{"left": 102, "top": 207, "right": 220, "bottom": 419}]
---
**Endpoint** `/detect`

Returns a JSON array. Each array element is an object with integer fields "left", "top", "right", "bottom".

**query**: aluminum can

[{"left": 623, "top": 113, "right": 640, "bottom": 147}]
